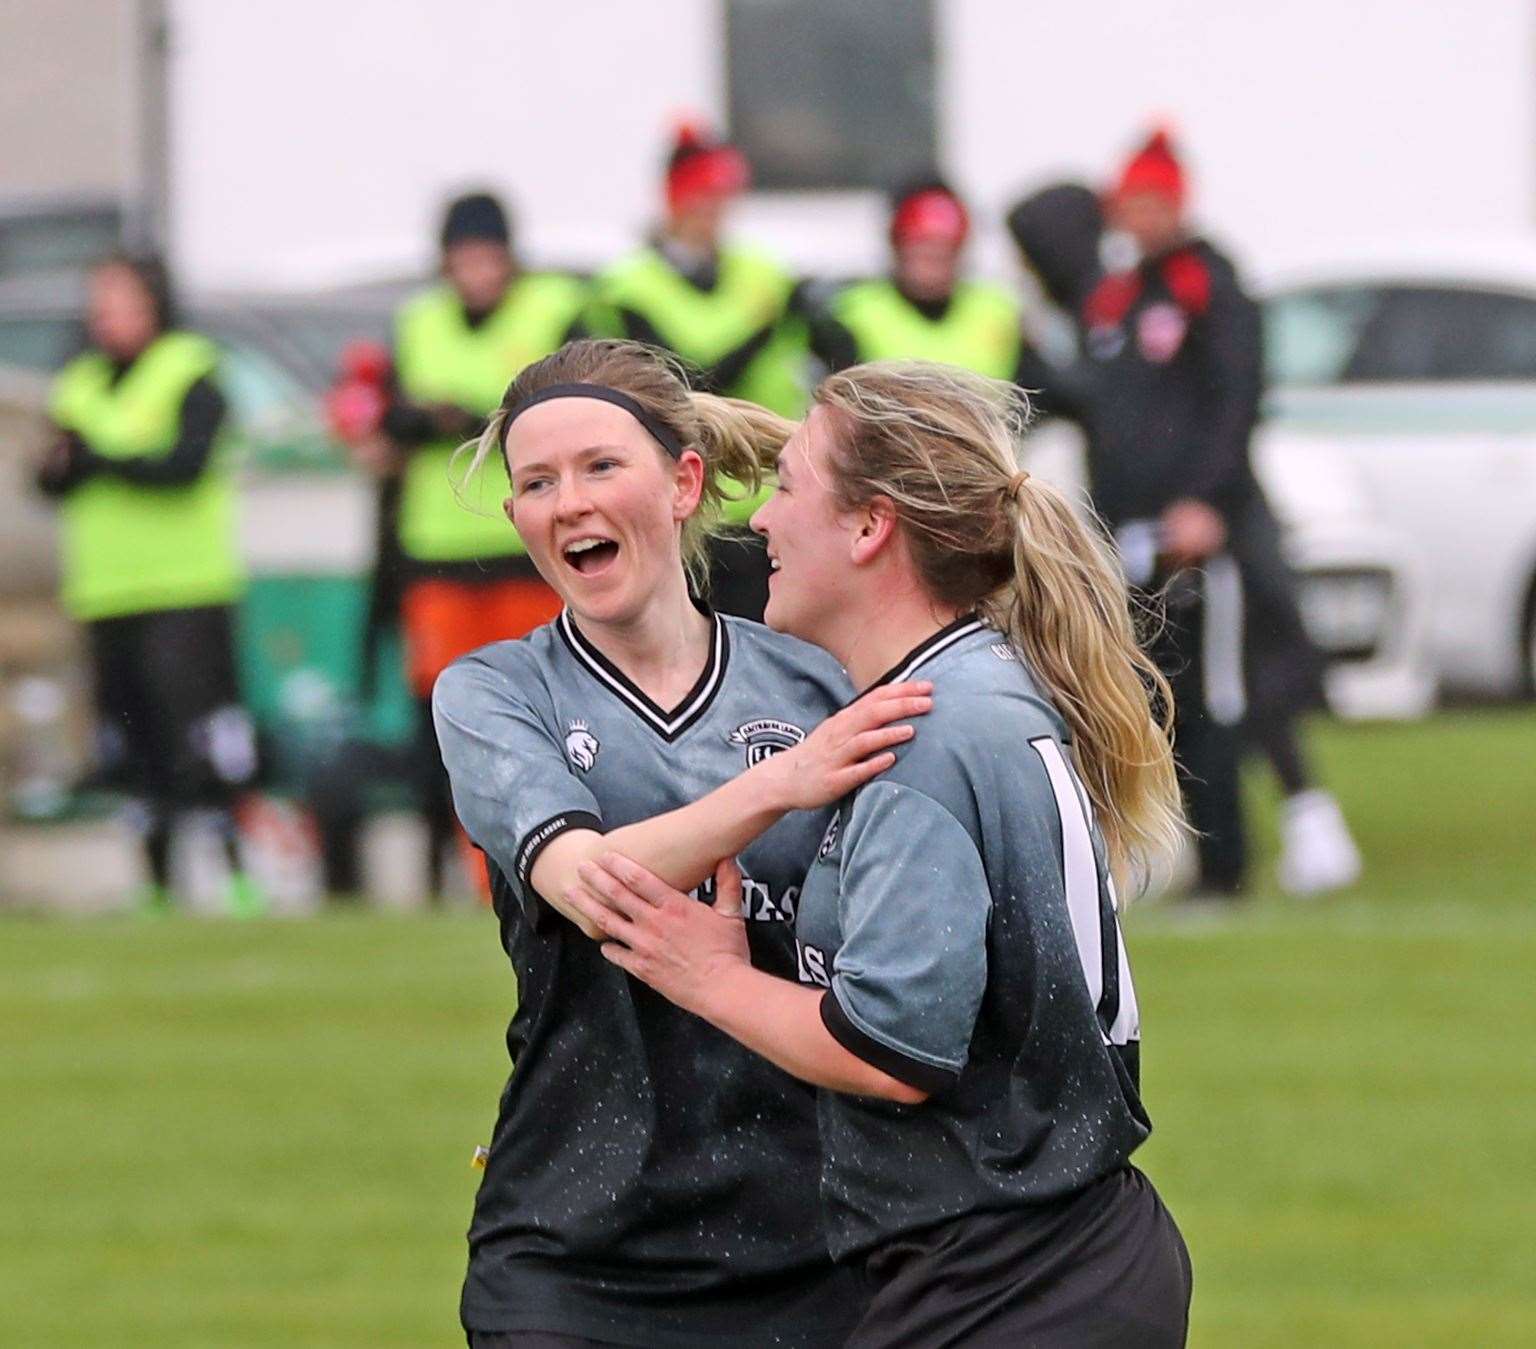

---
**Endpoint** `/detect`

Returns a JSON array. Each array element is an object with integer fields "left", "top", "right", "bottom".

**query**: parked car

[
  {"left": 1020, "top": 418, "right": 1437, "bottom": 721},
  {"left": 1262, "top": 240, "right": 1536, "bottom": 698}
]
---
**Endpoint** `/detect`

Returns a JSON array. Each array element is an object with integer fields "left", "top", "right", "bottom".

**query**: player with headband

[{"left": 432, "top": 339, "right": 932, "bottom": 1347}]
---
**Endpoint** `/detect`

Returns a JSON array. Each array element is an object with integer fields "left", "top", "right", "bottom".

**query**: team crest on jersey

[
  {"left": 729, "top": 717, "right": 805, "bottom": 767},
  {"left": 564, "top": 720, "right": 600, "bottom": 773}
]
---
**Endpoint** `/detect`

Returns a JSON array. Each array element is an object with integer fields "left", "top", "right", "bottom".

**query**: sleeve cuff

[
  {"left": 819, "top": 989, "right": 958, "bottom": 1096},
  {"left": 514, "top": 810, "right": 603, "bottom": 890}
]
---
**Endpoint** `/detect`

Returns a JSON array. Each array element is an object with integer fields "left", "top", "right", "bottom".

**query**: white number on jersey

[{"left": 1028, "top": 737, "right": 1140, "bottom": 1047}]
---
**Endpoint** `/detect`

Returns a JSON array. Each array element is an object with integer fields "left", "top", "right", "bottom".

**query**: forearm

[
  {"left": 699, "top": 964, "right": 925, "bottom": 1103},
  {"left": 531, "top": 758, "right": 792, "bottom": 913},
  {"left": 87, "top": 379, "right": 226, "bottom": 487}
]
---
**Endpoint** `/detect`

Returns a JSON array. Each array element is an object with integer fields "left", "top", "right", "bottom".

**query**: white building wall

[
  {"left": 169, "top": 0, "right": 1536, "bottom": 291},
  {"left": 946, "top": 0, "right": 1536, "bottom": 280},
  {"left": 0, "top": 0, "right": 136, "bottom": 199},
  {"left": 169, "top": 0, "right": 726, "bottom": 288}
]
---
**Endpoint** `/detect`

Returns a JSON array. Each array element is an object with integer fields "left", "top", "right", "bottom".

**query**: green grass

[{"left": 2, "top": 710, "right": 1533, "bottom": 1346}]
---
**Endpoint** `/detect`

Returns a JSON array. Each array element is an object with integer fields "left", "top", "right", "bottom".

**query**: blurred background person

[
  {"left": 808, "top": 175, "right": 1052, "bottom": 393},
  {"left": 1008, "top": 136, "right": 1361, "bottom": 898},
  {"left": 33, "top": 253, "right": 260, "bottom": 914},
  {"left": 1008, "top": 131, "right": 1361, "bottom": 899},
  {"left": 585, "top": 121, "right": 807, "bottom": 619},
  {"left": 378, "top": 190, "right": 587, "bottom": 898}
]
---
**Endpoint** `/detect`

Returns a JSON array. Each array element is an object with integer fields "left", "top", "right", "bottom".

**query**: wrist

[
  {"left": 745, "top": 751, "right": 797, "bottom": 815},
  {"left": 695, "top": 957, "right": 756, "bottom": 1028}
]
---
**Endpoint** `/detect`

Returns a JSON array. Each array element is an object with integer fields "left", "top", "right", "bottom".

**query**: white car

[
  {"left": 1021, "top": 420, "right": 1437, "bottom": 721},
  {"left": 1263, "top": 240, "right": 1536, "bottom": 698}
]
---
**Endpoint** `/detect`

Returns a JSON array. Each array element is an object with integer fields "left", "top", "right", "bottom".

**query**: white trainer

[{"left": 1278, "top": 789, "right": 1362, "bottom": 896}]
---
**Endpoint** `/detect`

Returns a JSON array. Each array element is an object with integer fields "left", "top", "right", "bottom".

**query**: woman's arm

[
  {"left": 532, "top": 682, "right": 932, "bottom": 934},
  {"left": 82, "top": 379, "right": 226, "bottom": 487},
  {"left": 570, "top": 855, "right": 926, "bottom": 1104}
]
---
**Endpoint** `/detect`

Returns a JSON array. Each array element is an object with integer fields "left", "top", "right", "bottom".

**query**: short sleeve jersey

[
  {"left": 433, "top": 609, "right": 864, "bottom": 1347},
  {"left": 792, "top": 618, "right": 1150, "bottom": 1260}
]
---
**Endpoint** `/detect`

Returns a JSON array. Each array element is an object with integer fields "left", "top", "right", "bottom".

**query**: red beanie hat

[
  {"left": 666, "top": 121, "right": 750, "bottom": 213},
  {"left": 1113, "top": 129, "right": 1186, "bottom": 207},
  {"left": 890, "top": 182, "right": 970, "bottom": 248}
]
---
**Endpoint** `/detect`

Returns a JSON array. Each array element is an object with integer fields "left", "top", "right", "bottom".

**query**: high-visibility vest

[
  {"left": 829, "top": 279, "right": 1023, "bottom": 380},
  {"left": 588, "top": 245, "right": 805, "bottom": 523},
  {"left": 394, "top": 275, "right": 586, "bottom": 563},
  {"left": 49, "top": 332, "right": 243, "bottom": 621}
]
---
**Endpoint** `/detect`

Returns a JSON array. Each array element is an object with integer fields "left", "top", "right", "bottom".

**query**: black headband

[{"left": 501, "top": 383, "right": 685, "bottom": 459}]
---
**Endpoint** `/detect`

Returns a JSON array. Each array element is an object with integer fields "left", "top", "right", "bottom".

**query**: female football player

[
  {"left": 431, "top": 339, "right": 929, "bottom": 1347},
  {"left": 569, "top": 361, "right": 1194, "bottom": 1346}
]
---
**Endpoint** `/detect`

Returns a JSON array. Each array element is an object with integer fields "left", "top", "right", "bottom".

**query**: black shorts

[
  {"left": 87, "top": 604, "right": 255, "bottom": 806},
  {"left": 850, "top": 1167, "right": 1192, "bottom": 1349}
]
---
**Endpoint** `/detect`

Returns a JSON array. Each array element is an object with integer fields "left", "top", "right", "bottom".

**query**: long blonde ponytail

[
  {"left": 814, "top": 360, "right": 1184, "bottom": 887},
  {"left": 991, "top": 474, "right": 1185, "bottom": 887}
]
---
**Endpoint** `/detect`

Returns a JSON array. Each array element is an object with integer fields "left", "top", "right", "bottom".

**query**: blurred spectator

[
  {"left": 1008, "top": 133, "right": 1360, "bottom": 898},
  {"left": 808, "top": 175, "right": 1053, "bottom": 392},
  {"left": 377, "top": 191, "right": 586, "bottom": 897},
  {"left": 584, "top": 122, "right": 807, "bottom": 618},
  {"left": 33, "top": 254, "right": 261, "bottom": 914}
]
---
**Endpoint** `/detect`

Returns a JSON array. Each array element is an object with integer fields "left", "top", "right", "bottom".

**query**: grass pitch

[{"left": 2, "top": 710, "right": 1533, "bottom": 1346}]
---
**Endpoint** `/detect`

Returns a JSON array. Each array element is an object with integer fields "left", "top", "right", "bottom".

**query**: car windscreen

[
  {"left": 1267, "top": 283, "right": 1536, "bottom": 385},
  {"left": 0, "top": 314, "right": 84, "bottom": 372},
  {"left": 0, "top": 209, "right": 121, "bottom": 277},
  {"left": 1347, "top": 286, "right": 1536, "bottom": 381},
  {"left": 237, "top": 306, "right": 394, "bottom": 386},
  {"left": 1264, "top": 287, "right": 1387, "bottom": 387}
]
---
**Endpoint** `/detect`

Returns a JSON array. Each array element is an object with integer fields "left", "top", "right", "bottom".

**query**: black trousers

[
  {"left": 86, "top": 605, "right": 256, "bottom": 886},
  {"left": 1149, "top": 563, "right": 1248, "bottom": 893},
  {"left": 87, "top": 605, "right": 253, "bottom": 806}
]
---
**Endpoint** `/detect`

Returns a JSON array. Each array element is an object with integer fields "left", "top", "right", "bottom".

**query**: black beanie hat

[{"left": 440, "top": 192, "right": 511, "bottom": 250}]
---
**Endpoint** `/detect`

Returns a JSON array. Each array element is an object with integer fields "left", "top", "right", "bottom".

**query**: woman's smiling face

[
  {"left": 751, "top": 405, "right": 860, "bottom": 648},
  {"left": 505, "top": 396, "right": 703, "bottom": 627}
]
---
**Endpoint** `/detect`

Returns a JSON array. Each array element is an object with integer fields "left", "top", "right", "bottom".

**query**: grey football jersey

[
  {"left": 433, "top": 608, "right": 864, "bottom": 1347},
  {"left": 792, "top": 617, "right": 1150, "bottom": 1259}
]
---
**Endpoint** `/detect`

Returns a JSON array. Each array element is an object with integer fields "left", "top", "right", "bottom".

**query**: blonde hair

[
  {"left": 813, "top": 360, "right": 1185, "bottom": 887},
  {"left": 458, "top": 338, "right": 792, "bottom": 591}
]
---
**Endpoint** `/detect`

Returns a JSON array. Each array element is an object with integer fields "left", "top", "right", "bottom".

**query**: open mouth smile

[{"left": 562, "top": 535, "right": 621, "bottom": 576}]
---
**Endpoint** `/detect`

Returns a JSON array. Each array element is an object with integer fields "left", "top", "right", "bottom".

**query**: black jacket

[{"left": 1072, "top": 239, "right": 1262, "bottom": 528}]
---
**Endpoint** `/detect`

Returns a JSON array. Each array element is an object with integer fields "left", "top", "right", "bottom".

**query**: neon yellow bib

[
  {"left": 395, "top": 275, "right": 587, "bottom": 563},
  {"left": 830, "top": 279, "right": 1022, "bottom": 380},
  {"left": 49, "top": 332, "right": 243, "bottom": 621},
  {"left": 587, "top": 245, "right": 808, "bottom": 417}
]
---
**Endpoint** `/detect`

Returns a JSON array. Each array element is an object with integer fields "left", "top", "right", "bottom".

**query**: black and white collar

[
  {"left": 866, "top": 614, "right": 989, "bottom": 691},
  {"left": 557, "top": 607, "right": 730, "bottom": 742}
]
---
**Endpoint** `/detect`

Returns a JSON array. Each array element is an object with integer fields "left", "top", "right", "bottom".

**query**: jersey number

[{"left": 1028, "top": 737, "right": 1140, "bottom": 1047}]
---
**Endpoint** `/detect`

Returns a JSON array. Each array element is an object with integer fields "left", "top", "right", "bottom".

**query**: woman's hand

[
  {"left": 566, "top": 855, "right": 751, "bottom": 1017},
  {"left": 756, "top": 680, "right": 932, "bottom": 812}
]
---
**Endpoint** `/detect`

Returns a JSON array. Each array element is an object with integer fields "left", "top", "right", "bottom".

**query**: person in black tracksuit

[
  {"left": 1008, "top": 144, "right": 1362, "bottom": 898},
  {"left": 1015, "top": 135, "right": 1258, "bottom": 894}
]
